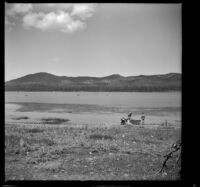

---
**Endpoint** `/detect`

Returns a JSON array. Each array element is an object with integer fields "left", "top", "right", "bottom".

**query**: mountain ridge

[{"left": 5, "top": 72, "right": 181, "bottom": 92}]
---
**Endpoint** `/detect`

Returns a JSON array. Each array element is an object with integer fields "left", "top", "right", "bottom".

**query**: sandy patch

[{"left": 5, "top": 103, "right": 22, "bottom": 112}]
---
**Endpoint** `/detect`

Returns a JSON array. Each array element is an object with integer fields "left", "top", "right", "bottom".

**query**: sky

[{"left": 5, "top": 3, "right": 181, "bottom": 81}]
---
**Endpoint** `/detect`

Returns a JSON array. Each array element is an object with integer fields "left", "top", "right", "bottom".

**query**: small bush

[
  {"left": 130, "top": 119, "right": 141, "bottom": 125},
  {"left": 25, "top": 128, "right": 44, "bottom": 133},
  {"left": 41, "top": 118, "right": 70, "bottom": 124},
  {"left": 89, "top": 134, "right": 113, "bottom": 140},
  {"left": 12, "top": 116, "right": 29, "bottom": 120}
]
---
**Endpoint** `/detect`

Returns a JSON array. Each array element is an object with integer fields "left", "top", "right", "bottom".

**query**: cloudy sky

[{"left": 5, "top": 3, "right": 181, "bottom": 81}]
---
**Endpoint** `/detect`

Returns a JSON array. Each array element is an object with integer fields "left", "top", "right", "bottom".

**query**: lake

[
  {"left": 5, "top": 91, "right": 181, "bottom": 126},
  {"left": 5, "top": 91, "right": 181, "bottom": 108}
]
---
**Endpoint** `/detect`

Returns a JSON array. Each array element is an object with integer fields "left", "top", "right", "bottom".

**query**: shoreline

[{"left": 5, "top": 102, "right": 181, "bottom": 127}]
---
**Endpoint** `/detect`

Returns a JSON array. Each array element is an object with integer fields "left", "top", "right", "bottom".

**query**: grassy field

[{"left": 5, "top": 121, "right": 181, "bottom": 180}]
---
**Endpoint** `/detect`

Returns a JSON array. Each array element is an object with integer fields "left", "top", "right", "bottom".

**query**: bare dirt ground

[{"left": 5, "top": 103, "right": 181, "bottom": 180}]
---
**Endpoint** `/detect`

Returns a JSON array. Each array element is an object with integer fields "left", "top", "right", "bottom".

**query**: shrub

[
  {"left": 25, "top": 128, "right": 44, "bottom": 133},
  {"left": 12, "top": 116, "right": 29, "bottom": 120},
  {"left": 41, "top": 118, "right": 70, "bottom": 124},
  {"left": 130, "top": 119, "right": 141, "bottom": 125}
]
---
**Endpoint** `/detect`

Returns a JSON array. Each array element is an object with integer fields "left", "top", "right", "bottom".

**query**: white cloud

[
  {"left": 66, "top": 19, "right": 86, "bottom": 32},
  {"left": 43, "top": 3, "right": 96, "bottom": 19},
  {"left": 71, "top": 4, "right": 96, "bottom": 19},
  {"left": 46, "top": 3, "right": 73, "bottom": 10},
  {"left": 23, "top": 11, "right": 86, "bottom": 33},
  {"left": 5, "top": 3, "right": 96, "bottom": 33},
  {"left": 6, "top": 3, "right": 33, "bottom": 16}
]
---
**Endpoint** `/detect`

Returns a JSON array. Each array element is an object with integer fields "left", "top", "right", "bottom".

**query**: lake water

[
  {"left": 5, "top": 92, "right": 181, "bottom": 126},
  {"left": 5, "top": 91, "right": 181, "bottom": 108}
]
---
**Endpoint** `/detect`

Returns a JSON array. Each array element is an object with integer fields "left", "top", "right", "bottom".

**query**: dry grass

[
  {"left": 89, "top": 134, "right": 114, "bottom": 140},
  {"left": 5, "top": 123, "right": 181, "bottom": 180}
]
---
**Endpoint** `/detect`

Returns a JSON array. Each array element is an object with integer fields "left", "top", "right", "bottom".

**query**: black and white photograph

[{"left": 5, "top": 3, "right": 182, "bottom": 181}]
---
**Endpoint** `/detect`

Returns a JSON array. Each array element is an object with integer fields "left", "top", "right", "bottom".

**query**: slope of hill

[{"left": 5, "top": 72, "right": 181, "bottom": 92}]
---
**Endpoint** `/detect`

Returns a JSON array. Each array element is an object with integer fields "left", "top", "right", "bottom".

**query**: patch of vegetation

[
  {"left": 130, "top": 137, "right": 162, "bottom": 145},
  {"left": 138, "top": 127, "right": 180, "bottom": 142},
  {"left": 26, "top": 137, "right": 56, "bottom": 146},
  {"left": 130, "top": 119, "right": 141, "bottom": 125},
  {"left": 41, "top": 118, "right": 70, "bottom": 124},
  {"left": 5, "top": 134, "right": 21, "bottom": 149},
  {"left": 12, "top": 116, "right": 29, "bottom": 120},
  {"left": 5, "top": 123, "right": 181, "bottom": 180},
  {"left": 5, "top": 134, "right": 34, "bottom": 155},
  {"left": 153, "top": 128, "right": 181, "bottom": 141},
  {"left": 25, "top": 128, "right": 44, "bottom": 133},
  {"left": 89, "top": 134, "right": 114, "bottom": 140}
]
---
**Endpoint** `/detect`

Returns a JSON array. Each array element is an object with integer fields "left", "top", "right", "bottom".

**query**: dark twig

[
  {"left": 158, "top": 140, "right": 181, "bottom": 173},
  {"left": 145, "top": 140, "right": 181, "bottom": 177}
]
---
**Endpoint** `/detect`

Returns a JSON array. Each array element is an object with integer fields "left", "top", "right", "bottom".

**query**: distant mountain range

[{"left": 5, "top": 72, "right": 181, "bottom": 92}]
